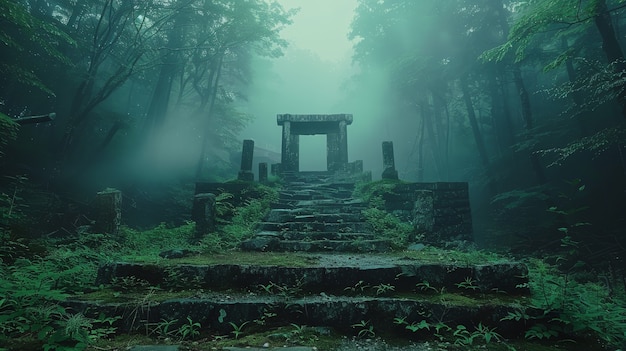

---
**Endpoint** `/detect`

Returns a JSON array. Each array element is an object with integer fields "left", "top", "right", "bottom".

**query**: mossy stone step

[
  {"left": 240, "top": 236, "right": 388, "bottom": 253},
  {"left": 266, "top": 210, "right": 364, "bottom": 223},
  {"left": 268, "top": 239, "right": 391, "bottom": 253},
  {"left": 259, "top": 222, "right": 373, "bottom": 233},
  {"left": 280, "top": 231, "right": 376, "bottom": 241},
  {"left": 67, "top": 292, "right": 535, "bottom": 338},
  {"left": 95, "top": 254, "right": 529, "bottom": 295}
]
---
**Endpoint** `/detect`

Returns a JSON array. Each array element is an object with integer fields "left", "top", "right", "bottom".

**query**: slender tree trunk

[
  {"left": 512, "top": 66, "right": 547, "bottom": 184},
  {"left": 594, "top": 0, "right": 626, "bottom": 119},
  {"left": 416, "top": 108, "right": 425, "bottom": 182},
  {"left": 459, "top": 75, "right": 496, "bottom": 193},
  {"left": 195, "top": 53, "right": 225, "bottom": 179},
  {"left": 561, "top": 37, "right": 588, "bottom": 136},
  {"left": 144, "top": 5, "right": 187, "bottom": 134}
]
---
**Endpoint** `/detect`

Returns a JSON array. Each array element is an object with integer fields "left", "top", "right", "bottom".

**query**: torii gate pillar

[{"left": 277, "top": 114, "right": 353, "bottom": 172}]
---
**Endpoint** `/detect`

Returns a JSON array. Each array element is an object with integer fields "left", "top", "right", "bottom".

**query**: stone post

[
  {"left": 280, "top": 120, "right": 300, "bottom": 172},
  {"left": 338, "top": 120, "right": 349, "bottom": 166},
  {"left": 191, "top": 193, "right": 216, "bottom": 241},
  {"left": 93, "top": 188, "right": 122, "bottom": 236},
  {"left": 259, "top": 162, "right": 268, "bottom": 183},
  {"left": 327, "top": 133, "right": 340, "bottom": 171},
  {"left": 238, "top": 139, "right": 255, "bottom": 181},
  {"left": 381, "top": 141, "right": 399, "bottom": 180},
  {"left": 271, "top": 163, "right": 281, "bottom": 176}
]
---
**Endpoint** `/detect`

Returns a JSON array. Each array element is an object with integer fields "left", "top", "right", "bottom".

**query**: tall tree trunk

[
  {"left": 561, "top": 37, "right": 588, "bottom": 136},
  {"left": 143, "top": 5, "right": 188, "bottom": 135},
  {"left": 459, "top": 75, "right": 497, "bottom": 193},
  {"left": 512, "top": 66, "right": 547, "bottom": 184},
  {"left": 195, "top": 53, "right": 225, "bottom": 179},
  {"left": 416, "top": 106, "right": 426, "bottom": 182},
  {"left": 493, "top": 0, "right": 546, "bottom": 184},
  {"left": 594, "top": 0, "right": 626, "bottom": 119}
]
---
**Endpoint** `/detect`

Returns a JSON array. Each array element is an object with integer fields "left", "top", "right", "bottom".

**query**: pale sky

[{"left": 275, "top": 0, "right": 358, "bottom": 63}]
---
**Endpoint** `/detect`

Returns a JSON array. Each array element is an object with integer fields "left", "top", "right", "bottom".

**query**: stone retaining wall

[{"left": 379, "top": 182, "right": 472, "bottom": 244}]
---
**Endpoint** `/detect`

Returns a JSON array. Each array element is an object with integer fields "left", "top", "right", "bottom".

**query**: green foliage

[
  {"left": 229, "top": 321, "right": 249, "bottom": 339},
  {"left": 521, "top": 259, "right": 626, "bottom": 345},
  {"left": 177, "top": 317, "right": 201, "bottom": 341},
  {"left": 0, "top": 258, "right": 117, "bottom": 350},
  {"left": 362, "top": 206, "right": 415, "bottom": 248},
  {"left": 538, "top": 126, "right": 626, "bottom": 167},
  {"left": 0, "top": 1, "right": 75, "bottom": 95},
  {"left": 200, "top": 184, "right": 278, "bottom": 252},
  {"left": 490, "top": 186, "right": 550, "bottom": 210},
  {"left": 0, "top": 112, "right": 18, "bottom": 158},
  {"left": 479, "top": 0, "right": 593, "bottom": 65},
  {"left": 120, "top": 222, "right": 195, "bottom": 257},
  {"left": 455, "top": 277, "right": 479, "bottom": 291},
  {"left": 351, "top": 320, "right": 375, "bottom": 339},
  {"left": 0, "top": 175, "right": 29, "bottom": 229}
]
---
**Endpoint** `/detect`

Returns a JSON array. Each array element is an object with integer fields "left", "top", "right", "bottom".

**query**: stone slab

[
  {"left": 130, "top": 346, "right": 179, "bottom": 351},
  {"left": 96, "top": 255, "right": 529, "bottom": 295},
  {"left": 68, "top": 294, "right": 536, "bottom": 339},
  {"left": 224, "top": 348, "right": 315, "bottom": 351}
]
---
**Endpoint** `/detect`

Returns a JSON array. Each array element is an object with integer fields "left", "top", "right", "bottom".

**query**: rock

[
  {"left": 158, "top": 248, "right": 196, "bottom": 259},
  {"left": 239, "top": 236, "right": 280, "bottom": 251},
  {"left": 407, "top": 243, "right": 426, "bottom": 251},
  {"left": 129, "top": 346, "right": 180, "bottom": 351}
]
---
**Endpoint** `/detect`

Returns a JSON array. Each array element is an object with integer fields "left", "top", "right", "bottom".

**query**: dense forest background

[{"left": 1, "top": 0, "right": 625, "bottom": 266}]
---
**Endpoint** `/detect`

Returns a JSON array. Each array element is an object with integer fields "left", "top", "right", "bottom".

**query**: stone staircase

[
  {"left": 66, "top": 172, "right": 535, "bottom": 347},
  {"left": 241, "top": 171, "right": 392, "bottom": 253}
]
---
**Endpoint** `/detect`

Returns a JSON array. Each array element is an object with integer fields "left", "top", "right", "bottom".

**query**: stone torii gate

[{"left": 277, "top": 113, "right": 352, "bottom": 172}]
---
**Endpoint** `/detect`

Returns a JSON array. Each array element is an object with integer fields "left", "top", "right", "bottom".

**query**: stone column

[
  {"left": 327, "top": 133, "right": 340, "bottom": 171},
  {"left": 271, "top": 163, "right": 281, "bottom": 176},
  {"left": 381, "top": 141, "right": 399, "bottom": 180},
  {"left": 191, "top": 193, "right": 216, "bottom": 240},
  {"left": 258, "top": 162, "right": 268, "bottom": 183},
  {"left": 238, "top": 139, "right": 254, "bottom": 181},
  {"left": 338, "top": 120, "right": 349, "bottom": 166},
  {"left": 94, "top": 188, "right": 122, "bottom": 236},
  {"left": 280, "top": 121, "right": 299, "bottom": 172}
]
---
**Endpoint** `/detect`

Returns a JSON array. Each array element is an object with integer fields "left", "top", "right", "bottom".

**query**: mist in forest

[{"left": 1, "top": 0, "right": 625, "bottom": 247}]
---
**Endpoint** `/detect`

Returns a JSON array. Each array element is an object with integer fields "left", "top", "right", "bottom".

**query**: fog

[
  {"left": 241, "top": 0, "right": 397, "bottom": 177},
  {"left": 2, "top": 0, "right": 625, "bottom": 241}
]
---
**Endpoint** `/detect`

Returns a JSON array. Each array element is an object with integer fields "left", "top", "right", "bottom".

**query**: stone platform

[{"left": 69, "top": 251, "right": 532, "bottom": 339}]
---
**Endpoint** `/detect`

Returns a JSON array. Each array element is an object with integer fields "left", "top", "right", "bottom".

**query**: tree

[
  {"left": 0, "top": 0, "right": 75, "bottom": 113},
  {"left": 59, "top": 0, "right": 177, "bottom": 159}
]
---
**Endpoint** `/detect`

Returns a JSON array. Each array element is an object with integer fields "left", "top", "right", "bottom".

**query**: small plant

[
  {"left": 524, "top": 323, "right": 560, "bottom": 340},
  {"left": 433, "top": 321, "right": 452, "bottom": 340},
  {"left": 415, "top": 281, "right": 440, "bottom": 293},
  {"left": 253, "top": 310, "right": 277, "bottom": 326},
  {"left": 473, "top": 322, "right": 502, "bottom": 344},
  {"left": 453, "top": 324, "right": 474, "bottom": 345},
  {"left": 351, "top": 320, "right": 375, "bottom": 339},
  {"left": 344, "top": 280, "right": 371, "bottom": 294},
  {"left": 455, "top": 277, "right": 479, "bottom": 291},
  {"left": 373, "top": 283, "right": 395, "bottom": 296},
  {"left": 229, "top": 321, "right": 249, "bottom": 339},
  {"left": 176, "top": 317, "right": 201, "bottom": 341},
  {"left": 151, "top": 319, "right": 178, "bottom": 339},
  {"left": 393, "top": 316, "right": 408, "bottom": 325},
  {"left": 405, "top": 320, "right": 430, "bottom": 333}
]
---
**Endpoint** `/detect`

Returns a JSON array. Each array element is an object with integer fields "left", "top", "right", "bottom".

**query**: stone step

[
  {"left": 240, "top": 236, "right": 388, "bottom": 253},
  {"left": 281, "top": 232, "right": 376, "bottom": 241},
  {"left": 251, "top": 230, "right": 377, "bottom": 241},
  {"left": 266, "top": 210, "right": 364, "bottom": 223},
  {"left": 66, "top": 292, "right": 535, "bottom": 338},
  {"left": 270, "top": 203, "right": 367, "bottom": 214},
  {"left": 96, "top": 254, "right": 529, "bottom": 296},
  {"left": 271, "top": 239, "right": 391, "bottom": 253},
  {"left": 258, "top": 222, "right": 373, "bottom": 233}
]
